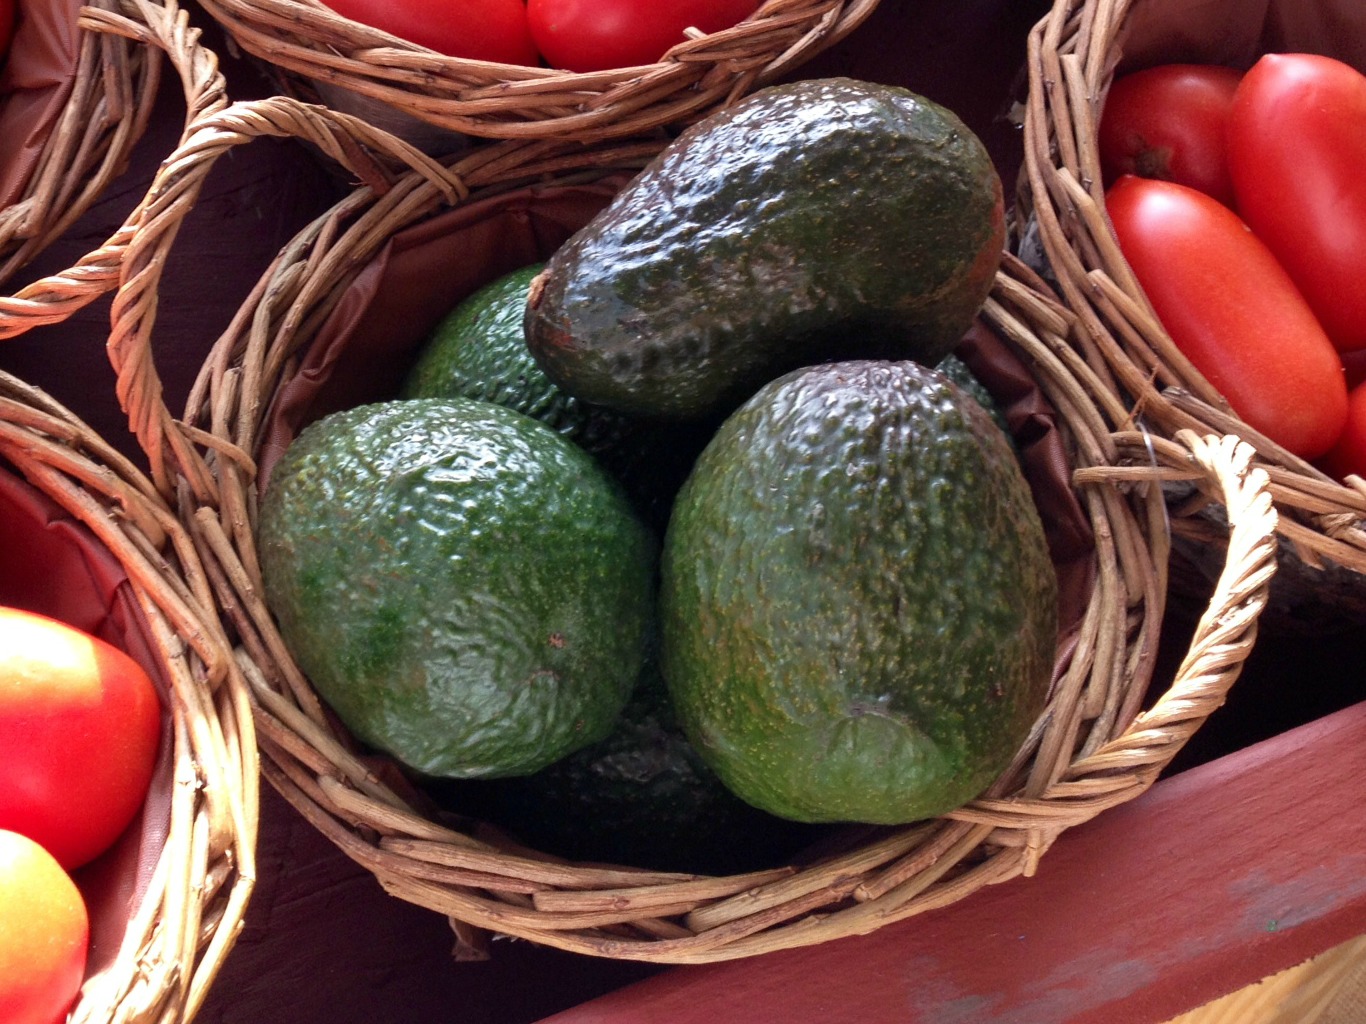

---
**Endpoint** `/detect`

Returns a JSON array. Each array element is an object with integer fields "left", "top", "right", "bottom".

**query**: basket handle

[{"left": 0, "top": 0, "right": 228, "bottom": 340}]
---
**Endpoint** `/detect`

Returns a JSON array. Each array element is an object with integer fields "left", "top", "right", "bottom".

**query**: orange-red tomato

[
  {"left": 1317, "top": 381, "right": 1366, "bottom": 483},
  {"left": 1227, "top": 53, "right": 1366, "bottom": 353},
  {"left": 0, "top": 830, "right": 89, "bottom": 1024},
  {"left": 527, "top": 0, "right": 760, "bottom": 73},
  {"left": 1106, "top": 174, "right": 1348, "bottom": 461},
  {"left": 321, "top": 0, "right": 538, "bottom": 65},
  {"left": 0, "top": 607, "right": 162, "bottom": 869},
  {"left": 1099, "top": 63, "right": 1244, "bottom": 208}
]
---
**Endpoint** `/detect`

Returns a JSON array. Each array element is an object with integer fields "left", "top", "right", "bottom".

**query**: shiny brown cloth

[{"left": 0, "top": 0, "right": 82, "bottom": 208}]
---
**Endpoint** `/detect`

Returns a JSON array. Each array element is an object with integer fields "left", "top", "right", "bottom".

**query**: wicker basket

[
  {"left": 1017, "top": 0, "right": 1366, "bottom": 627},
  {"left": 192, "top": 0, "right": 881, "bottom": 146},
  {"left": 0, "top": 369, "right": 255, "bottom": 1021},
  {"left": 0, "top": 0, "right": 227, "bottom": 340},
  {"left": 103, "top": 95, "right": 1279, "bottom": 964}
]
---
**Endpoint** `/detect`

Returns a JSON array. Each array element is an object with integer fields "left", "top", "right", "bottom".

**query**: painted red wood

[{"left": 533, "top": 700, "right": 1366, "bottom": 1024}]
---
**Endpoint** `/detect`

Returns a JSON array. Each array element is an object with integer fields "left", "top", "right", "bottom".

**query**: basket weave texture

[
  {"left": 1017, "top": 0, "right": 1366, "bottom": 593},
  {"left": 193, "top": 0, "right": 881, "bottom": 143},
  {"left": 0, "top": 0, "right": 228, "bottom": 340},
  {"left": 0, "top": 369, "right": 256, "bottom": 1022},
  {"left": 104, "top": 96, "right": 1280, "bottom": 964}
]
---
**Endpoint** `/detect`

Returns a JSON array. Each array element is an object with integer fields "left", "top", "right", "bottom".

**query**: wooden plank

[{"left": 532, "top": 701, "right": 1366, "bottom": 1024}]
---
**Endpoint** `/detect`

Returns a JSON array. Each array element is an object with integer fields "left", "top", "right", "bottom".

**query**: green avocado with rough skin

[
  {"left": 660, "top": 359, "right": 1057, "bottom": 825},
  {"left": 257, "top": 397, "right": 656, "bottom": 780},
  {"left": 524, "top": 77, "right": 1006, "bottom": 420}
]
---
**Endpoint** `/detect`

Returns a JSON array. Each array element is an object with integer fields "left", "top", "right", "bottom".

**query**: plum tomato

[
  {"left": 1105, "top": 174, "right": 1348, "bottom": 461},
  {"left": 1098, "top": 63, "right": 1243, "bottom": 209},
  {"left": 1317, "top": 380, "right": 1366, "bottom": 483},
  {"left": 527, "top": 0, "right": 761, "bottom": 73},
  {"left": 1227, "top": 53, "right": 1366, "bottom": 353},
  {"left": 0, "top": 607, "right": 162, "bottom": 870},
  {"left": 321, "top": 0, "right": 538, "bottom": 65},
  {"left": 0, "top": 830, "right": 89, "bottom": 1024}
]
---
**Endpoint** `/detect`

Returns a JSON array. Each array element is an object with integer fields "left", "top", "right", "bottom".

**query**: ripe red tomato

[
  {"left": 0, "top": 607, "right": 162, "bottom": 870},
  {"left": 321, "top": 0, "right": 539, "bottom": 65},
  {"left": 1105, "top": 175, "right": 1348, "bottom": 461},
  {"left": 1317, "top": 381, "right": 1366, "bottom": 483},
  {"left": 0, "top": 830, "right": 89, "bottom": 1024},
  {"left": 1098, "top": 63, "right": 1243, "bottom": 208},
  {"left": 527, "top": 0, "right": 761, "bottom": 73},
  {"left": 1226, "top": 53, "right": 1366, "bottom": 354}
]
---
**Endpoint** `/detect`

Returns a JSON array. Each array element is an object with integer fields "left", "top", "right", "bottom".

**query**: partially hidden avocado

[
  {"left": 524, "top": 77, "right": 1006, "bottom": 420},
  {"left": 257, "top": 397, "right": 656, "bottom": 779},
  {"left": 401, "top": 264, "right": 634, "bottom": 456},
  {"left": 660, "top": 359, "right": 1058, "bottom": 824}
]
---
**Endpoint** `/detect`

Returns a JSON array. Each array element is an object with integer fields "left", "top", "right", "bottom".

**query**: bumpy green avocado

[
  {"left": 401, "top": 264, "right": 634, "bottom": 455},
  {"left": 660, "top": 360, "right": 1057, "bottom": 824},
  {"left": 257, "top": 397, "right": 656, "bottom": 779},
  {"left": 524, "top": 77, "right": 1006, "bottom": 420}
]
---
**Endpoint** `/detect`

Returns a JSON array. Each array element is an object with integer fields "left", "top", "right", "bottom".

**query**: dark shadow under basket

[
  {"left": 103, "top": 95, "right": 1278, "bottom": 963},
  {"left": 1016, "top": 0, "right": 1366, "bottom": 631},
  {"left": 0, "top": 0, "right": 228, "bottom": 340}
]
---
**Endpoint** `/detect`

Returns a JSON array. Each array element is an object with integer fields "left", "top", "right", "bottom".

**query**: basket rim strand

[
  {"left": 1017, "top": 0, "right": 1366, "bottom": 577},
  {"left": 192, "top": 0, "right": 882, "bottom": 142},
  {"left": 103, "top": 93, "right": 1279, "bottom": 963},
  {"left": 0, "top": 367, "right": 257, "bottom": 1023},
  {"left": 0, "top": 0, "right": 229, "bottom": 342}
]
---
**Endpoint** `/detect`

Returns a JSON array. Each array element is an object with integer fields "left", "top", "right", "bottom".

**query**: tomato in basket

[
  {"left": 0, "top": 607, "right": 162, "bottom": 870},
  {"left": 0, "top": 829, "right": 89, "bottom": 1024},
  {"left": 1105, "top": 174, "right": 1348, "bottom": 461},
  {"left": 1226, "top": 52, "right": 1366, "bottom": 354},
  {"left": 321, "top": 0, "right": 539, "bottom": 65},
  {"left": 1317, "top": 381, "right": 1366, "bottom": 483},
  {"left": 1098, "top": 63, "right": 1243, "bottom": 208},
  {"left": 527, "top": 0, "right": 761, "bottom": 73}
]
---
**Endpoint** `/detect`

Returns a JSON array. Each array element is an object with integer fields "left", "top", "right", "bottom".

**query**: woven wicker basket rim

[
  {"left": 0, "top": 0, "right": 229, "bottom": 342},
  {"left": 102, "top": 94, "right": 1280, "bottom": 963},
  {"left": 194, "top": 0, "right": 882, "bottom": 141},
  {"left": 0, "top": 367, "right": 257, "bottom": 1022},
  {"left": 1017, "top": 0, "right": 1366, "bottom": 582}
]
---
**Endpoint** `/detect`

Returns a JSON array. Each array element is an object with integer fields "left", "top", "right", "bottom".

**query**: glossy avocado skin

[
  {"left": 660, "top": 360, "right": 1057, "bottom": 825},
  {"left": 525, "top": 78, "right": 1006, "bottom": 420}
]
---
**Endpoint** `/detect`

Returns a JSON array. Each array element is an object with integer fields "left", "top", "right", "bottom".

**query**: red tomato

[
  {"left": 1098, "top": 63, "right": 1243, "bottom": 208},
  {"left": 1226, "top": 53, "right": 1366, "bottom": 353},
  {"left": 1105, "top": 175, "right": 1348, "bottom": 461},
  {"left": 527, "top": 0, "right": 761, "bottom": 73},
  {"left": 0, "top": 608, "right": 162, "bottom": 870},
  {"left": 1317, "top": 381, "right": 1366, "bottom": 483},
  {"left": 322, "top": 0, "right": 538, "bottom": 65},
  {"left": 0, "top": 830, "right": 89, "bottom": 1024}
]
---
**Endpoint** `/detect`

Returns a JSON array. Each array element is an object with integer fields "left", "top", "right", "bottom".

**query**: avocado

[
  {"left": 401, "top": 264, "right": 635, "bottom": 456},
  {"left": 524, "top": 77, "right": 1006, "bottom": 420},
  {"left": 257, "top": 397, "right": 656, "bottom": 779},
  {"left": 472, "top": 646, "right": 823, "bottom": 874},
  {"left": 660, "top": 360, "right": 1057, "bottom": 824}
]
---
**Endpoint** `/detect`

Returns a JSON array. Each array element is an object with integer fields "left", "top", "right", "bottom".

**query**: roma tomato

[
  {"left": 0, "top": 830, "right": 89, "bottom": 1024},
  {"left": 1227, "top": 53, "right": 1366, "bottom": 353},
  {"left": 1105, "top": 175, "right": 1347, "bottom": 461},
  {"left": 1098, "top": 63, "right": 1243, "bottom": 208},
  {"left": 1317, "top": 381, "right": 1366, "bottom": 483},
  {"left": 527, "top": 0, "right": 761, "bottom": 73},
  {"left": 0, "top": 607, "right": 162, "bottom": 870},
  {"left": 321, "top": 0, "right": 538, "bottom": 65}
]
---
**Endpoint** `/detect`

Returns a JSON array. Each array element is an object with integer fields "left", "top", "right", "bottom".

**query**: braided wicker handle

[{"left": 0, "top": 0, "right": 229, "bottom": 340}]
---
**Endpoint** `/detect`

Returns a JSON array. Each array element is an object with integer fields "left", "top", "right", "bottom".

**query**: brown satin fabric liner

[
  {"left": 0, "top": 0, "right": 84, "bottom": 208},
  {"left": 256, "top": 178, "right": 1094, "bottom": 641},
  {"left": 0, "top": 461, "right": 174, "bottom": 990}
]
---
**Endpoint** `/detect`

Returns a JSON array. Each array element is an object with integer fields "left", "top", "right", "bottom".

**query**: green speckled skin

[
  {"left": 525, "top": 78, "right": 1006, "bottom": 420},
  {"left": 401, "top": 264, "right": 634, "bottom": 455},
  {"left": 660, "top": 361, "right": 1057, "bottom": 824},
  {"left": 258, "top": 398, "right": 656, "bottom": 779}
]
